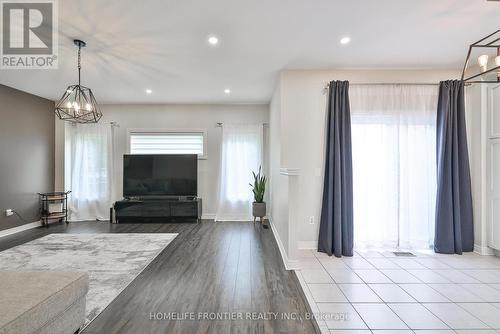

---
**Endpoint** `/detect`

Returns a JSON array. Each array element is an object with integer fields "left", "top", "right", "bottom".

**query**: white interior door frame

[{"left": 487, "top": 83, "right": 500, "bottom": 251}]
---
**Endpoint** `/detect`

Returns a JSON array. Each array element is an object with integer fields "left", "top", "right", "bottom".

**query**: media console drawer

[
  {"left": 140, "top": 202, "right": 171, "bottom": 217},
  {"left": 113, "top": 198, "right": 201, "bottom": 223},
  {"left": 171, "top": 202, "right": 197, "bottom": 216}
]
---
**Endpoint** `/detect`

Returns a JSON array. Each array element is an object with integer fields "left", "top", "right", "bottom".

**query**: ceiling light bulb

[
  {"left": 145, "top": 89, "right": 152, "bottom": 94},
  {"left": 478, "top": 54, "right": 489, "bottom": 72},
  {"left": 478, "top": 54, "right": 489, "bottom": 66},
  {"left": 66, "top": 102, "right": 72, "bottom": 108},
  {"left": 66, "top": 89, "right": 72, "bottom": 93},
  {"left": 208, "top": 36, "right": 219, "bottom": 45},
  {"left": 86, "top": 103, "right": 92, "bottom": 111},
  {"left": 224, "top": 88, "right": 231, "bottom": 94},
  {"left": 340, "top": 36, "right": 351, "bottom": 45}
]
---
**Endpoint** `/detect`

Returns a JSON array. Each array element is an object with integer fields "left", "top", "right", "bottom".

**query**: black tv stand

[{"left": 113, "top": 197, "right": 202, "bottom": 224}]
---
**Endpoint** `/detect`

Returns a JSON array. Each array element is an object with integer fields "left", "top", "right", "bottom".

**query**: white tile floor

[{"left": 295, "top": 249, "right": 500, "bottom": 334}]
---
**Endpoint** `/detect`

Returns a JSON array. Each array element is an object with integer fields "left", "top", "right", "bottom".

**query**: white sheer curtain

[
  {"left": 216, "top": 124, "right": 263, "bottom": 221},
  {"left": 350, "top": 85, "right": 438, "bottom": 249},
  {"left": 68, "top": 123, "right": 113, "bottom": 221}
]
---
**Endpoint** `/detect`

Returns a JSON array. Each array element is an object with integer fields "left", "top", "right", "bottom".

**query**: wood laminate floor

[{"left": 0, "top": 220, "right": 317, "bottom": 334}]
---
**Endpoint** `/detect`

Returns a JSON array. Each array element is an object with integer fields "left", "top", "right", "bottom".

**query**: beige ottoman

[{"left": 0, "top": 271, "right": 89, "bottom": 334}]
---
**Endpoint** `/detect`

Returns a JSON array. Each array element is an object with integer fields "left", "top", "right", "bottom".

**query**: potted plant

[{"left": 250, "top": 166, "right": 267, "bottom": 228}]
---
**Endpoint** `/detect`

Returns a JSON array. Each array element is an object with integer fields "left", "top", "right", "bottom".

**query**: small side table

[{"left": 38, "top": 191, "right": 71, "bottom": 227}]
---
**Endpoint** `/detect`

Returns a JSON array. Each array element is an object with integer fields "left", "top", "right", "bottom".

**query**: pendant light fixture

[
  {"left": 461, "top": 29, "right": 500, "bottom": 84},
  {"left": 55, "top": 39, "right": 102, "bottom": 123}
]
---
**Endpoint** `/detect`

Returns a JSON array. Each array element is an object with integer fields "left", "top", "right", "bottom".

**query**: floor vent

[{"left": 393, "top": 251, "right": 416, "bottom": 257}]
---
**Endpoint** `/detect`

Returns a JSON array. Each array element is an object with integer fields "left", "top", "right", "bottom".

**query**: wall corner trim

[
  {"left": 268, "top": 217, "right": 300, "bottom": 270},
  {"left": 0, "top": 221, "right": 42, "bottom": 238}
]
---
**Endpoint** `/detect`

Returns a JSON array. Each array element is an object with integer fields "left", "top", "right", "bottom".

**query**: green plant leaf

[{"left": 249, "top": 165, "right": 266, "bottom": 203}]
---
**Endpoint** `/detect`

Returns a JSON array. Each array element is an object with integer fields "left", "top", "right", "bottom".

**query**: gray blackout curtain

[
  {"left": 434, "top": 80, "right": 474, "bottom": 254},
  {"left": 318, "top": 80, "right": 354, "bottom": 257}
]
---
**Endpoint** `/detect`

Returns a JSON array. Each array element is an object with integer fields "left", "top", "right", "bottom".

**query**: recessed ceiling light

[
  {"left": 224, "top": 88, "right": 231, "bottom": 94},
  {"left": 340, "top": 36, "right": 351, "bottom": 45},
  {"left": 208, "top": 36, "right": 219, "bottom": 46},
  {"left": 145, "top": 89, "right": 152, "bottom": 94}
]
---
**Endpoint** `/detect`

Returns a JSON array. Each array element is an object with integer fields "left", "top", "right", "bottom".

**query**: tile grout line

[
  {"left": 298, "top": 250, "right": 334, "bottom": 333},
  {"left": 293, "top": 269, "right": 329, "bottom": 332},
  {"left": 308, "top": 249, "right": 500, "bottom": 332},
  {"left": 312, "top": 250, "right": 372, "bottom": 332},
  {"left": 312, "top": 250, "right": 405, "bottom": 332},
  {"left": 374, "top": 254, "right": 489, "bottom": 331},
  {"left": 344, "top": 255, "right": 428, "bottom": 332},
  {"left": 343, "top": 253, "right": 420, "bottom": 331},
  {"left": 377, "top": 252, "right": 498, "bottom": 331},
  {"left": 419, "top": 301, "right": 492, "bottom": 331}
]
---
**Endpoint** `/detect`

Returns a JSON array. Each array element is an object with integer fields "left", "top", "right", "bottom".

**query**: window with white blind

[{"left": 128, "top": 131, "right": 206, "bottom": 158}]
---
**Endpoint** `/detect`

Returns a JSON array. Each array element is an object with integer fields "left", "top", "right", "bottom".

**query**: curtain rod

[
  {"left": 322, "top": 82, "right": 444, "bottom": 94},
  {"left": 323, "top": 82, "right": 438, "bottom": 90},
  {"left": 69, "top": 121, "right": 119, "bottom": 127},
  {"left": 352, "top": 83, "right": 439, "bottom": 86},
  {"left": 216, "top": 122, "right": 269, "bottom": 127},
  {"left": 323, "top": 82, "right": 475, "bottom": 93}
]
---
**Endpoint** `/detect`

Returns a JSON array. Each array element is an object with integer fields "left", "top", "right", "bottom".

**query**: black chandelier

[
  {"left": 461, "top": 29, "right": 500, "bottom": 84},
  {"left": 55, "top": 39, "right": 102, "bottom": 123}
]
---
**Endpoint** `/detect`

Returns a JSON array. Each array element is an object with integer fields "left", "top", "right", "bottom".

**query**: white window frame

[{"left": 127, "top": 128, "right": 208, "bottom": 160}]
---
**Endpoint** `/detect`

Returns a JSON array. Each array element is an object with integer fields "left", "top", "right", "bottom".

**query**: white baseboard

[
  {"left": 474, "top": 244, "right": 495, "bottom": 256},
  {"left": 298, "top": 241, "right": 317, "bottom": 250},
  {"left": 201, "top": 214, "right": 216, "bottom": 220},
  {"left": 0, "top": 221, "right": 42, "bottom": 238},
  {"left": 268, "top": 218, "right": 300, "bottom": 270}
]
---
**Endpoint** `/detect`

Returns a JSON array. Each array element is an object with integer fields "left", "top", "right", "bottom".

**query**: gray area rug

[{"left": 0, "top": 233, "right": 177, "bottom": 326}]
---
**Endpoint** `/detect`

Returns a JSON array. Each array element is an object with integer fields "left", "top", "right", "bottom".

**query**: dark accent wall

[{"left": 0, "top": 84, "right": 54, "bottom": 231}]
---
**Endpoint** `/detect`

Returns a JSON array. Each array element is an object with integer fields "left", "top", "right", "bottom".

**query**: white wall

[
  {"left": 489, "top": 85, "right": 500, "bottom": 254},
  {"left": 56, "top": 104, "right": 269, "bottom": 218},
  {"left": 275, "top": 69, "right": 462, "bottom": 248},
  {"left": 466, "top": 84, "right": 488, "bottom": 252},
  {"left": 269, "top": 78, "right": 289, "bottom": 252},
  {"left": 467, "top": 83, "right": 500, "bottom": 255}
]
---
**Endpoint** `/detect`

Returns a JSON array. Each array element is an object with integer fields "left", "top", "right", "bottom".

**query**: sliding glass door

[{"left": 350, "top": 85, "right": 438, "bottom": 249}]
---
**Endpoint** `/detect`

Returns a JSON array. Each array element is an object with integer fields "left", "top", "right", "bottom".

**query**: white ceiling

[{"left": 1, "top": 0, "right": 499, "bottom": 104}]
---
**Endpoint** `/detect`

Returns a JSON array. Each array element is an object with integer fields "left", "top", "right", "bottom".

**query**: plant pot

[{"left": 252, "top": 202, "right": 266, "bottom": 218}]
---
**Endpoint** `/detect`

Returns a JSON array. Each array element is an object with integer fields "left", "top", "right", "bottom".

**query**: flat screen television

[{"left": 123, "top": 154, "right": 197, "bottom": 197}]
